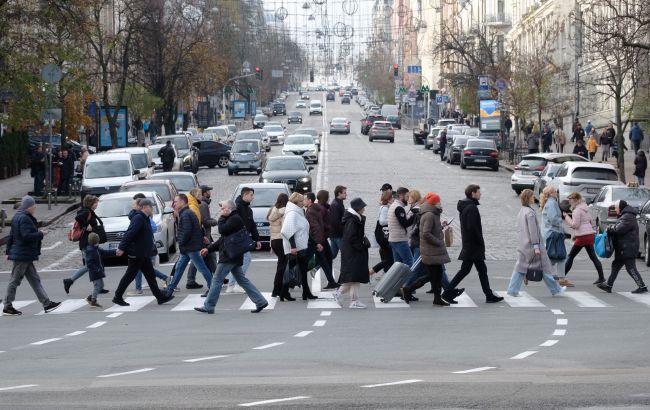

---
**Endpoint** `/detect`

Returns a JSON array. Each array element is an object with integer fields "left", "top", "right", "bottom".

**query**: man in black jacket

[
  {"left": 113, "top": 199, "right": 174, "bottom": 306},
  {"left": 159, "top": 140, "right": 176, "bottom": 172},
  {"left": 225, "top": 187, "right": 261, "bottom": 293},
  {"left": 57, "top": 149, "right": 75, "bottom": 195},
  {"left": 441, "top": 185, "right": 503, "bottom": 304},
  {"left": 194, "top": 200, "right": 268, "bottom": 314},
  {"left": 328, "top": 185, "right": 347, "bottom": 260},
  {"left": 598, "top": 200, "right": 647, "bottom": 294},
  {"left": 31, "top": 145, "right": 46, "bottom": 195},
  {"left": 165, "top": 194, "right": 215, "bottom": 295}
]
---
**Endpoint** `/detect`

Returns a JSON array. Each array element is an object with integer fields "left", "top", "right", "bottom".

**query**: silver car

[
  {"left": 532, "top": 163, "right": 563, "bottom": 202},
  {"left": 510, "top": 153, "right": 589, "bottom": 195},
  {"left": 589, "top": 185, "right": 650, "bottom": 233}
]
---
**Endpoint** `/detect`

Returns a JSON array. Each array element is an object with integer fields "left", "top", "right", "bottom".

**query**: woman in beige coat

[
  {"left": 268, "top": 193, "right": 293, "bottom": 300},
  {"left": 507, "top": 189, "right": 566, "bottom": 297}
]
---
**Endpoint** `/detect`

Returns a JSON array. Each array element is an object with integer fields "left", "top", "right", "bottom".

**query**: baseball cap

[
  {"left": 380, "top": 183, "right": 392, "bottom": 191},
  {"left": 200, "top": 185, "right": 213, "bottom": 193}
]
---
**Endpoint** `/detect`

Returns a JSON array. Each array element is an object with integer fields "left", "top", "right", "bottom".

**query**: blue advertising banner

[
  {"left": 99, "top": 107, "right": 128, "bottom": 148},
  {"left": 479, "top": 100, "right": 501, "bottom": 131},
  {"left": 233, "top": 100, "right": 246, "bottom": 119}
]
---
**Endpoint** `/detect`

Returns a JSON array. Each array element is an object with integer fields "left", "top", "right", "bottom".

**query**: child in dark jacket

[{"left": 85, "top": 233, "right": 116, "bottom": 307}]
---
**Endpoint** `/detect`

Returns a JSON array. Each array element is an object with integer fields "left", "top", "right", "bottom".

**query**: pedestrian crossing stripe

[
  {"left": 2, "top": 291, "right": 650, "bottom": 316},
  {"left": 0, "top": 300, "right": 36, "bottom": 312}
]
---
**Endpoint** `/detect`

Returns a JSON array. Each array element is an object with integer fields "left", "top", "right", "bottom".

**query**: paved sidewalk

[{"left": 0, "top": 170, "right": 79, "bottom": 244}]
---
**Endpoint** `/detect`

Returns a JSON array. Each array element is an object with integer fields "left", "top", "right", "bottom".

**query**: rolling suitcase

[{"left": 373, "top": 257, "right": 421, "bottom": 303}]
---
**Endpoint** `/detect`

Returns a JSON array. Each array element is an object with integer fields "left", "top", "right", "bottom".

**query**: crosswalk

[{"left": 2, "top": 290, "right": 650, "bottom": 317}]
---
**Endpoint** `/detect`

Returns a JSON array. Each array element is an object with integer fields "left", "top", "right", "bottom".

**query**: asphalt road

[{"left": 1, "top": 92, "right": 650, "bottom": 409}]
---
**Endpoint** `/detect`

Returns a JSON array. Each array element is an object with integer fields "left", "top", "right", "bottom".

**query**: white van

[
  {"left": 108, "top": 147, "right": 154, "bottom": 179},
  {"left": 81, "top": 153, "right": 140, "bottom": 199},
  {"left": 309, "top": 100, "right": 323, "bottom": 116}
]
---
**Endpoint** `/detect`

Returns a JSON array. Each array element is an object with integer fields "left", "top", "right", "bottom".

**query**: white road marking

[
  {"left": 0, "top": 384, "right": 39, "bottom": 392},
  {"left": 502, "top": 291, "right": 545, "bottom": 307},
  {"left": 36, "top": 298, "right": 87, "bottom": 315},
  {"left": 239, "top": 396, "right": 310, "bottom": 407},
  {"left": 563, "top": 291, "right": 609, "bottom": 307},
  {"left": 511, "top": 351, "right": 538, "bottom": 360},
  {"left": 42, "top": 241, "right": 62, "bottom": 250},
  {"left": 86, "top": 321, "right": 106, "bottom": 329},
  {"left": 551, "top": 309, "right": 564, "bottom": 315},
  {"left": 450, "top": 293, "right": 478, "bottom": 307},
  {"left": 183, "top": 355, "right": 229, "bottom": 363},
  {"left": 171, "top": 294, "right": 205, "bottom": 311},
  {"left": 361, "top": 379, "right": 423, "bottom": 388},
  {"left": 553, "top": 329, "right": 567, "bottom": 336},
  {"left": 106, "top": 312, "right": 123, "bottom": 318},
  {"left": 320, "top": 311, "right": 332, "bottom": 316},
  {"left": 312, "top": 320, "right": 326, "bottom": 327},
  {"left": 556, "top": 318, "right": 568, "bottom": 326},
  {"left": 373, "top": 295, "right": 410, "bottom": 308},
  {"left": 30, "top": 338, "right": 61, "bottom": 345},
  {"left": 239, "top": 292, "right": 276, "bottom": 310},
  {"left": 65, "top": 331, "right": 86, "bottom": 337},
  {"left": 312, "top": 268, "right": 322, "bottom": 293},
  {"left": 307, "top": 298, "right": 341, "bottom": 309},
  {"left": 97, "top": 368, "right": 155, "bottom": 378},
  {"left": 0, "top": 300, "right": 36, "bottom": 312},
  {"left": 453, "top": 366, "right": 497, "bottom": 374},
  {"left": 104, "top": 296, "right": 155, "bottom": 312},
  {"left": 294, "top": 331, "right": 313, "bottom": 338},
  {"left": 43, "top": 249, "right": 80, "bottom": 271},
  {"left": 252, "top": 342, "right": 285, "bottom": 350},
  {"left": 618, "top": 291, "right": 650, "bottom": 307},
  {"left": 540, "top": 340, "right": 559, "bottom": 347}
]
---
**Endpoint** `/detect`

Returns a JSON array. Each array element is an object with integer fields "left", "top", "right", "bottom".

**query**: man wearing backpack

[{"left": 159, "top": 140, "right": 176, "bottom": 172}]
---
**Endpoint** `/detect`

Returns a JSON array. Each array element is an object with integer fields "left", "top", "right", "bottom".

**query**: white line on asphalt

[
  {"left": 361, "top": 379, "right": 423, "bottom": 388},
  {"left": 252, "top": 342, "right": 285, "bottom": 350},
  {"left": 540, "top": 340, "right": 559, "bottom": 347},
  {"left": 320, "top": 311, "right": 332, "bottom": 316},
  {"left": 65, "top": 331, "right": 86, "bottom": 337},
  {"left": 0, "top": 384, "right": 39, "bottom": 392},
  {"left": 42, "top": 241, "right": 62, "bottom": 250},
  {"left": 453, "top": 367, "right": 497, "bottom": 374},
  {"left": 563, "top": 291, "right": 609, "bottom": 307},
  {"left": 556, "top": 318, "right": 568, "bottom": 326},
  {"left": 31, "top": 338, "right": 61, "bottom": 345},
  {"left": 43, "top": 249, "right": 80, "bottom": 271},
  {"left": 97, "top": 368, "right": 155, "bottom": 378},
  {"left": 238, "top": 396, "right": 310, "bottom": 407},
  {"left": 313, "top": 320, "right": 326, "bottom": 327},
  {"left": 0, "top": 351, "right": 5, "bottom": 354},
  {"left": 106, "top": 313, "right": 123, "bottom": 318},
  {"left": 86, "top": 321, "right": 106, "bottom": 329},
  {"left": 36, "top": 298, "right": 87, "bottom": 315},
  {"left": 511, "top": 351, "right": 538, "bottom": 360},
  {"left": 553, "top": 329, "right": 567, "bottom": 336},
  {"left": 551, "top": 309, "right": 564, "bottom": 315},
  {"left": 294, "top": 331, "right": 313, "bottom": 338},
  {"left": 183, "top": 355, "right": 229, "bottom": 363}
]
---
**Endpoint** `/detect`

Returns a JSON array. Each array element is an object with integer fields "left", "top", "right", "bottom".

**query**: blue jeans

[
  {"left": 391, "top": 241, "right": 414, "bottom": 267},
  {"left": 225, "top": 251, "right": 250, "bottom": 286},
  {"left": 135, "top": 259, "right": 168, "bottom": 290},
  {"left": 203, "top": 262, "right": 267, "bottom": 312},
  {"left": 507, "top": 271, "right": 562, "bottom": 296},
  {"left": 330, "top": 237, "right": 342, "bottom": 260},
  {"left": 70, "top": 249, "right": 89, "bottom": 281},
  {"left": 637, "top": 176, "right": 645, "bottom": 186},
  {"left": 167, "top": 251, "right": 214, "bottom": 294}
]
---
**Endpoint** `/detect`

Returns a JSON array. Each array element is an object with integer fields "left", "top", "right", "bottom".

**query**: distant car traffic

[
  {"left": 329, "top": 117, "right": 351, "bottom": 134},
  {"left": 149, "top": 143, "right": 183, "bottom": 172},
  {"left": 149, "top": 171, "right": 200, "bottom": 194},
  {"left": 295, "top": 127, "right": 321, "bottom": 149},
  {"left": 361, "top": 114, "right": 384, "bottom": 134},
  {"left": 341, "top": 96, "right": 351, "bottom": 104},
  {"left": 282, "top": 135, "right": 318, "bottom": 164},
  {"left": 253, "top": 114, "right": 268, "bottom": 129},
  {"left": 259, "top": 156, "right": 313, "bottom": 193},
  {"left": 228, "top": 139, "right": 266, "bottom": 175},
  {"left": 368, "top": 121, "right": 395, "bottom": 143},
  {"left": 237, "top": 129, "right": 270, "bottom": 152},
  {"left": 445, "top": 135, "right": 471, "bottom": 165},
  {"left": 263, "top": 124, "right": 286, "bottom": 145},
  {"left": 510, "top": 153, "right": 590, "bottom": 195},
  {"left": 295, "top": 101, "right": 307, "bottom": 109},
  {"left": 287, "top": 111, "right": 303, "bottom": 124},
  {"left": 108, "top": 147, "right": 154, "bottom": 180},
  {"left": 385, "top": 115, "right": 401, "bottom": 130},
  {"left": 154, "top": 134, "right": 199, "bottom": 173},
  {"left": 120, "top": 179, "right": 178, "bottom": 209},
  {"left": 546, "top": 161, "right": 623, "bottom": 203},
  {"left": 460, "top": 139, "right": 499, "bottom": 171},
  {"left": 192, "top": 140, "right": 231, "bottom": 168}
]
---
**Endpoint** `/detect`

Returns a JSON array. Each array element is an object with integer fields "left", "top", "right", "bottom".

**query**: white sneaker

[
  {"left": 506, "top": 292, "right": 520, "bottom": 297},
  {"left": 224, "top": 285, "right": 234, "bottom": 294},
  {"left": 127, "top": 289, "right": 144, "bottom": 296},
  {"left": 333, "top": 291, "right": 343, "bottom": 307},
  {"left": 232, "top": 285, "right": 245, "bottom": 294},
  {"left": 553, "top": 286, "right": 567, "bottom": 297},
  {"left": 349, "top": 300, "right": 367, "bottom": 309}
]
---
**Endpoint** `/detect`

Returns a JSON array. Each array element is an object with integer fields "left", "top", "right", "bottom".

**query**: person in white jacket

[{"left": 281, "top": 193, "right": 318, "bottom": 300}]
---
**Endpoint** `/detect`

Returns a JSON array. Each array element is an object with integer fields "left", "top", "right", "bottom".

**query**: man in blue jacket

[
  {"left": 3, "top": 196, "right": 61, "bottom": 315},
  {"left": 113, "top": 199, "right": 175, "bottom": 306},
  {"left": 630, "top": 122, "right": 644, "bottom": 154},
  {"left": 164, "top": 194, "right": 215, "bottom": 296}
]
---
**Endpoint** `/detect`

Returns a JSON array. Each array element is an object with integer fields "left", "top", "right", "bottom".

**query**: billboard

[
  {"left": 99, "top": 106, "right": 128, "bottom": 148},
  {"left": 233, "top": 100, "right": 246, "bottom": 118},
  {"left": 479, "top": 100, "right": 500, "bottom": 131}
]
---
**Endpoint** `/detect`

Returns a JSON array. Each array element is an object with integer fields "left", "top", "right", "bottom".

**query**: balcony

[{"left": 484, "top": 13, "right": 512, "bottom": 28}]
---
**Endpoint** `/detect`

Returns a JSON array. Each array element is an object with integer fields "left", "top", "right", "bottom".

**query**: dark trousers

[
  {"left": 633, "top": 140, "right": 641, "bottom": 154},
  {"left": 447, "top": 260, "right": 493, "bottom": 296},
  {"left": 528, "top": 148, "right": 539, "bottom": 154},
  {"left": 288, "top": 250, "right": 314, "bottom": 297},
  {"left": 162, "top": 162, "right": 173, "bottom": 172},
  {"left": 372, "top": 243, "right": 394, "bottom": 273},
  {"left": 57, "top": 175, "right": 71, "bottom": 194},
  {"left": 271, "top": 239, "right": 288, "bottom": 295},
  {"left": 608, "top": 257, "right": 646, "bottom": 288},
  {"left": 564, "top": 243, "right": 604, "bottom": 280},
  {"left": 407, "top": 264, "right": 443, "bottom": 297},
  {"left": 115, "top": 256, "right": 165, "bottom": 300},
  {"left": 439, "top": 146, "right": 446, "bottom": 161},
  {"left": 306, "top": 241, "right": 336, "bottom": 285},
  {"left": 33, "top": 170, "right": 45, "bottom": 194}
]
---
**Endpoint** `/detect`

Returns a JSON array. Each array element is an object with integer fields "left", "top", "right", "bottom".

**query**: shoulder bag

[
  {"left": 525, "top": 209, "right": 544, "bottom": 282},
  {"left": 283, "top": 256, "right": 302, "bottom": 289},
  {"left": 546, "top": 231, "right": 567, "bottom": 260},
  {"left": 223, "top": 228, "right": 256, "bottom": 259},
  {"left": 68, "top": 212, "right": 91, "bottom": 242}
]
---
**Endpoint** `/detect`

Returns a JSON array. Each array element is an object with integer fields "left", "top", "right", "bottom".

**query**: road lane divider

[
  {"left": 511, "top": 351, "right": 537, "bottom": 360},
  {"left": 361, "top": 379, "right": 423, "bottom": 388},
  {"left": 96, "top": 368, "right": 154, "bottom": 378},
  {"left": 453, "top": 367, "right": 496, "bottom": 374},
  {"left": 0, "top": 384, "right": 39, "bottom": 392},
  {"left": 252, "top": 342, "right": 284, "bottom": 350},
  {"left": 239, "top": 396, "right": 310, "bottom": 407},
  {"left": 294, "top": 331, "right": 313, "bottom": 338},
  {"left": 30, "top": 338, "right": 61, "bottom": 346},
  {"left": 183, "top": 355, "right": 229, "bottom": 363}
]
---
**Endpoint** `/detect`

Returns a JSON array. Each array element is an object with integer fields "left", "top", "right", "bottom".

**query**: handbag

[
  {"left": 223, "top": 228, "right": 256, "bottom": 259},
  {"left": 526, "top": 254, "right": 544, "bottom": 282},
  {"left": 595, "top": 231, "right": 614, "bottom": 258},
  {"left": 444, "top": 226, "right": 454, "bottom": 247},
  {"left": 574, "top": 233, "right": 595, "bottom": 247},
  {"left": 68, "top": 212, "right": 91, "bottom": 242},
  {"left": 546, "top": 231, "right": 567, "bottom": 260},
  {"left": 374, "top": 221, "right": 389, "bottom": 246},
  {"left": 283, "top": 255, "right": 302, "bottom": 288}
]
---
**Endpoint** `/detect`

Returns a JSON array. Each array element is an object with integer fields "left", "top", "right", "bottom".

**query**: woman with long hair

[
  {"left": 370, "top": 190, "right": 394, "bottom": 276},
  {"left": 268, "top": 193, "right": 293, "bottom": 300},
  {"left": 539, "top": 186, "right": 571, "bottom": 287},
  {"left": 563, "top": 192, "right": 605, "bottom": 285},
  {"left": 281, "top": 193, "right": 317, "bottom": 300}
]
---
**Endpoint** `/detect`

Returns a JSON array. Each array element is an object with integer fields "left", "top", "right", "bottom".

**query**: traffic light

[
  {"left": 255, "top": 66, "right": 263, "bottom": 80},
  {"left": 393, "top": 64, "right": 399, "bottom": 77},
  {"left": 309, "top": 69, "right": 314, "bottom": 83}
]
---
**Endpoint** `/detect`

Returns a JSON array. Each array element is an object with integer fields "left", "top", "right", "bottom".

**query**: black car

[
  {"left": 272, "top": 102, "right": 286, "bottom": 116},
  {"left": 287, "top": 111, "right": 303, "bottom": 124},
  {"left": 460, "top": 138, "right": 499, "bottom": 171},
  {"left": 193, "top": 140, "right": 230, "bottom": 168},
  {"left": 386, "top": 115, "right": 401, "bottom": 129},
  {"left": 445, "top": 136, "right": 470, "bottom": 165},
  {"left": 253, "top": 114, "right": 268, "bottom": 129},
  {"left": 326, "top": 92, "right": 335, "bottom": 101},
  {"left": 361, "top": 115, "right": 384, "bottom": 135},
  {"left": 341, "top": 96, "right": 350, "bottom": 104},
  {"left": 259, "top": 156, "right": 313, "bottom": 193}
]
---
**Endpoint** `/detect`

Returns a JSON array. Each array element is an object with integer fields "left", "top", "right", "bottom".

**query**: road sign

[
  {"left": 41, "top": 64, "right": 62, "bottom": 84},
  {"left": 40, "top": 109, "right": 61, "bottom": 121},
  {"left": 478, "top": 75, "right": 489, "bottom": 91},
  {"left": 407, "top": 66, "right": 422, "bottom": 74},
  {"left": 436, "top": 96, "right": 443, "bottom": 104},
  {"left": 495, "top": 79, "right": 508, "bottom": 91}
]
